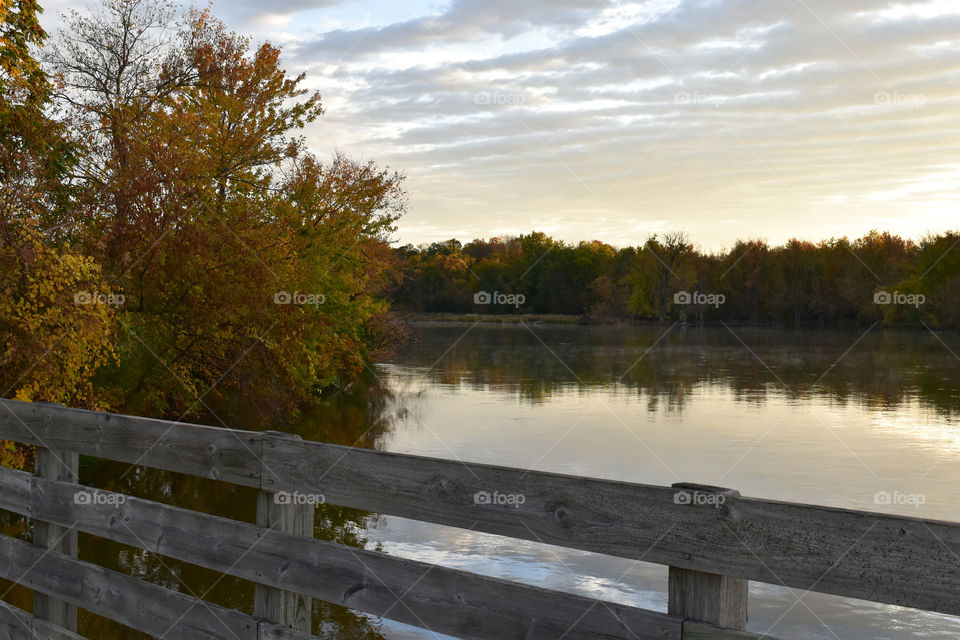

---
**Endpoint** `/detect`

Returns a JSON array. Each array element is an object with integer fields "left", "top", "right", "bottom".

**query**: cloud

[
  {"left": 40, "top": 0, "right": 960, "bottom": 248},
  {"left": 212, "top": 0, "right": 357, "bottom": 29},
  {"left": 295, "top": 0, "right": 623, "bottom": 58}
]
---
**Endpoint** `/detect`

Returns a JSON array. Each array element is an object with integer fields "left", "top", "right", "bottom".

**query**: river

[{"left": 5, "top": 323, "right": 959, "bottom": 639}]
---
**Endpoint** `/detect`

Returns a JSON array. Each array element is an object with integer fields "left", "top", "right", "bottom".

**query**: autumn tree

[
  {"left": 627, "top": 232, "right": 692, "bottom": 321},
  {"left": 392, "top": 229, "right": 960, "bottom": 328},
  {"left": 0, "top": 0, "right": 116, "bottom": 411},
  {"left": 911, "top": 232, "right": 960, "bottom": 329},
  {"left": 40, "top": 0, "right": 405, "bottom": 417},
  {"left": 1, "top": 0, "right": 119, "bottom": 469}
]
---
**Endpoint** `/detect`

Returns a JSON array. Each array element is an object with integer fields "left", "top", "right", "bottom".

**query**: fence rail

[{"left": 0, "top": 398, "right": 957, "bottom": 640}]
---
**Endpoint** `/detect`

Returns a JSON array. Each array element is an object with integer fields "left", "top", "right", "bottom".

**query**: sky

[{"left": 38, "top": 0, "right": 960, "bottom": 251}]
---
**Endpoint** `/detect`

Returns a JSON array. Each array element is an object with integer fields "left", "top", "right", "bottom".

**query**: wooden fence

[{"left": 0, "top": 399, "right": 957, "bottom": 640}]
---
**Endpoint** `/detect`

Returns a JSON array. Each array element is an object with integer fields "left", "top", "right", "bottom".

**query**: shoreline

[
  {"left": 398, "top": 312, "right": 651, "bottom": 326},
  {"left": 396, "top": 313, "right": 951, "bottom": 332}
]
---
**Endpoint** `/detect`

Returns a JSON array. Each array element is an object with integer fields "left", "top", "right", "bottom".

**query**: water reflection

[
  {"left": 358, "top": 324, "right": 960, "bottom": 640},
  {"left": 389, "top": 324, "right": 960, "bottom": 417},
  {"left": 3, "top": 324, "right": 960, "bottom": 639}
]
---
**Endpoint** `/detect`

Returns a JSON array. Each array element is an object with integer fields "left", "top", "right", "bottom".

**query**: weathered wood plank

[
  {"left": 0, "top": 533, "right": 259, "bottom": 640},
  {"left": 261, "top": 436, "right": 960, "bottom": 617},
  {"left": 4, "top": 401, "right": 960, "bottom": 619},
  {"left": 0, "top": 399, "right": 261, "bottom": 487},
  {"left": 256, "top": 622, "right": 324, "bottom": 640},
  {"left": 669, "top": 485, "right": 748, "bottom": 630},
  {"left": 0, "top": 599, "right": 87, "bottom": 640},
  {"left": 669, "top": 568, "right": 748, "bottom": 629},
  {"left": 682, "top": 621, "right": 776, "bottom": 639},
  {"left": 32, "top": 447, "right": 78, "bottom": 632},
  {"left": 0, "top": 465, "right": 31, "bottom": 515},
  {"left": 28, "top": 618, "right": 89, "bottom": 640},
  {"left": 255, "top": 434, "right": 313, "bottom": 633},
  {"left": 0, "top": 535, "right": 322, "bottom": 640},
  {"left": 0, "top": 599, "right": 31, "bottom": 640},
  {"left": 8, "top": 470, "right": 683, "bottom": 640}
]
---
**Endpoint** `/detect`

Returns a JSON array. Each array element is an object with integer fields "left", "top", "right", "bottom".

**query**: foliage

[
  {"left": 393, "top": 229, "right": 960, "bottom": 329},
  {"left": 0, "top": 0, "right": 406, "bottom": 426},
  {"left": 1, "top": 0, "right": 104, "bottom": 468},
  {"left": 0, "top": 225, "right": 118, "bottom": 404}
]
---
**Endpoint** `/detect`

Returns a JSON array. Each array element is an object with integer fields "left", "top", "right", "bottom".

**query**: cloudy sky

[{"left": 40, "top": 0, "right": 960, "bottom": 250}]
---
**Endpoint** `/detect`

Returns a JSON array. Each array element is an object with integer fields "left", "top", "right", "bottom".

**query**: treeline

[
  {"left": 0, "top": 0, "right": 404, "bottom": 429},
  {"left": 392, "top": 230, "right": 960, "bottom": 328}
]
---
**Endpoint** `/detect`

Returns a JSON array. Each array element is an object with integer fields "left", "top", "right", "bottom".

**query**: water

[
  {"left": 4, "top": 323, "right": 959, "bottom": 638},
  {"left": 343, "top": 324, "right": 960, "bottom": 640}
]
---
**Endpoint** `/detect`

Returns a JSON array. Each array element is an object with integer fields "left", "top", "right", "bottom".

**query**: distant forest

[{"left": 391, "top": 230, "right": 960, "bottom": 329}]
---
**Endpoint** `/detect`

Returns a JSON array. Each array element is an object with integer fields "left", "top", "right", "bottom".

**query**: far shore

[
  {"left": 398, "top": 313, "right": 947, "bottom": 332},
  {"left": 398, "top": 312, "right": 655, "bottom": 326},
  {"left": 401, "top": 312, "right": 583, "bottom": 325}
]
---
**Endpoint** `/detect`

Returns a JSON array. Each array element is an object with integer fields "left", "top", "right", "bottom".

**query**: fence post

[
  {"left": 255, "top": 432, "right": 313, "bottom": 633},
  {"left": 33, "top": 446, "right": 79, "bottom": 632},
  {"left": 668, "top": 483, "right": 748, "bottom": 630}
]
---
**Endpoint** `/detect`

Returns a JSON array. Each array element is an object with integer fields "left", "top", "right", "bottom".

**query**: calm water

[
  {"left": 4, "top": 324, "right": 960, "bottom": 639},
  {"left": 358, "top": 324, "right": 960, "bottom": 640}
]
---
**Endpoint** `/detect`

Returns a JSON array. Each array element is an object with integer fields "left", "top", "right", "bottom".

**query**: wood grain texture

[
  {"left": 0, "top": 600, "right": 86, "bottom": 640},
  {"left": 0, "top": 534, "right": 325, "bottom": 640},
  {"left": 0, "top": 399, "right": 261, "bottom": 486},
  {"left": 262, "top": 435, "right": 960, "bottom": 617},
  {"left": 32, "top": 448, "right": 78, "bottom": 632},
  {"left": 255, "top": 434, "right": 313, "bottom": 633},
  {"left": 3, "top": 469, "right": 683, "bottom": 640},
  {"left": 0, "top": 466, "right": 31, "bottom": 514},
  {"left": 682, "top": 621, "right": 777, "bottom": 639},
  {"left": 26, "top": 618, "right": 89, "bottom": 640},
  {"left": 669, "top": 485, "right": 748, "bottom": 629},
  {"left": 0, "top": 534, "right": 256, "bottom": 640},
  {"left": 3, "top": 401, "right": 960, "bottom": 619},
  {"left": 0, "top": 599, "right": 30, "bottom": 640},
  {"left": 669, "top": 567, "right": 747, "bottom": 629},
  {"left": 255, "top": 622, "right": 318, "bottom": 640}
]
